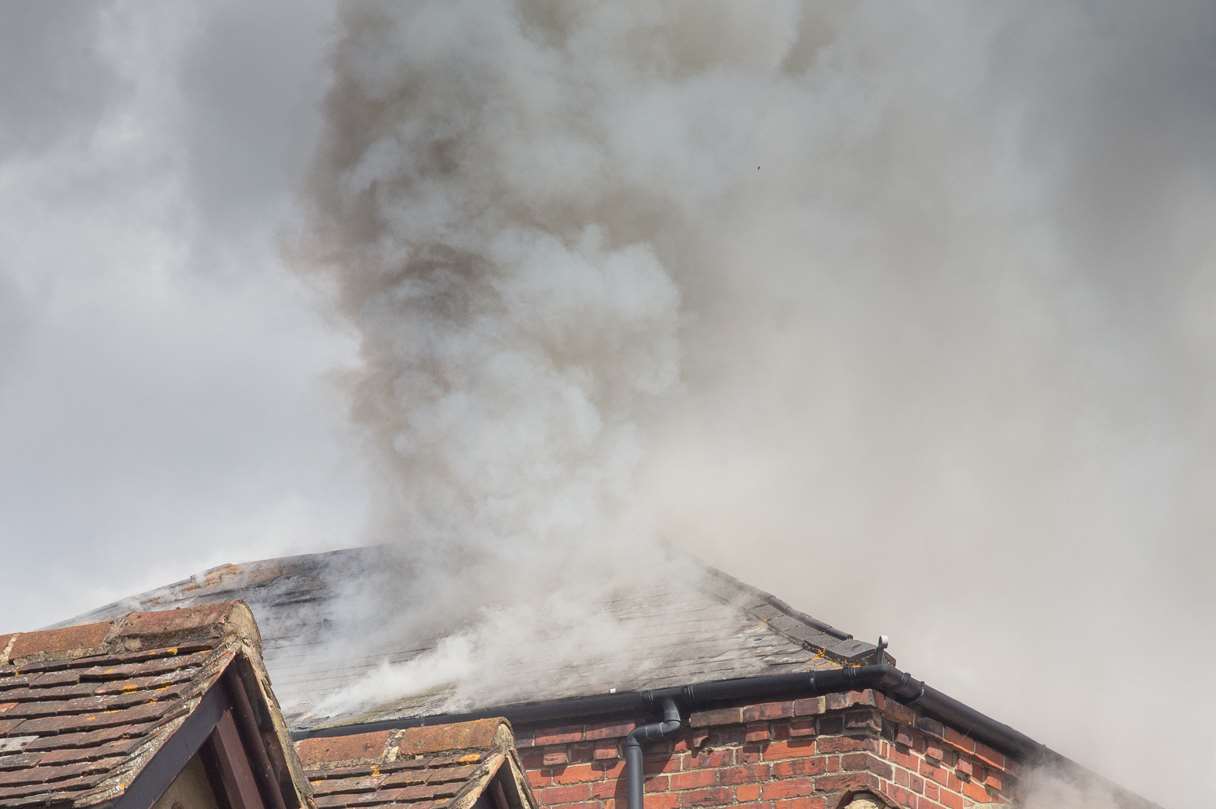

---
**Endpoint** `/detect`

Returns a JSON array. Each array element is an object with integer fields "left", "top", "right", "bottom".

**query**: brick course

[{"left": 516, "top": 690, "right": 1017, "bottom": 809}]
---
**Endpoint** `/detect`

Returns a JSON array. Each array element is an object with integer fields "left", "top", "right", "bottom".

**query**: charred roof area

[{"left": 68, "top": 548, "right": 877, "bottom": 734}]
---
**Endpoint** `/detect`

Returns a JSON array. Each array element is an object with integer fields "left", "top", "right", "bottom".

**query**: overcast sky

[
  {"left": 2, "top": 4, "right": 1215, "bottom": 808},
  {"left": 0, "top": 1, "right": 365, "bottom": 623}
]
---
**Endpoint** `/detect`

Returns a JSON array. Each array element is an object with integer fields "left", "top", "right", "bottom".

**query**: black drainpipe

[{"left": 621, "top": 697, "right": 682, "bottom": 809}]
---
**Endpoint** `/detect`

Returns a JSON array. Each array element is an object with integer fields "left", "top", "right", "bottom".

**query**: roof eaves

[{"left": 0, "top": 602, "right": 308, "bottom": 809}]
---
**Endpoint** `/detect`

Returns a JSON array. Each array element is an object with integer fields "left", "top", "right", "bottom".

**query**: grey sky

[
  {"left": 0, "top": 0, "right": 363, "bottom": 624},
  {"left": 1, "top": 3, "right": 1214, "bottom": 808}
]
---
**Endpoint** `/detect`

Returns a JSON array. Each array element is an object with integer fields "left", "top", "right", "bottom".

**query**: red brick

[
  {"left": 725, "top": 784, "right": 757, "bottom": 804},
  {"left": 591, "top": 782, "right": 619, "bottom": 800},
  {"left": 887, "top": 746, "right": 919, "bottom": 771},
  {"left": 955, "top": 757, "right": 973, "bottom": 777},
  {"left": 718, "top": 764, "right": 769, "bottom": 784},
  {"left": 594, "top": 742, "right": 620, "bottom": 761},
  {"left": 677, "top": 788, "right": 733, "bottom": 807},
  {"left": 595, "top": 761, "right": 626, "bottom": 778},
  {"left": 762, "top": 779, "right": 815, "bottom": 799},
  {"left": 742, "top": 701, "right": 794, "bottom": 722},
  {"left": 973, "top": 742, "right": 1005, "bottom": 771},
  {"left": 815, "top": 736, "right": 876, "bottom": 754},
  {"left": 844, "top": 709, "right": 881, "bottom": 733},
  {"left": 894, "top": 768, "right": 909, "bottom": 788},
  {"left": 585, "top": 722, "right": 636, "bottom": 741},
  {"left": 738, "top": 743, "right": 765, "bottom": 764},
  {"left": 761, "top": 739, "right": 815, "bottom": 760},
  {"left": 879, "top": 699, "right": 917, "bottom": 726},
  {"left": 645, "top": 775, "right": 671, "bottom": 790},
  {"left": 788, "top": 718, "right": 817, "bottom": 738},
  {"left": 527, "top": 772, "right": 551, "bottom": 789},
  {"left": 534, "top": 726, "right": 585, "bottom": 746},
  {"left": 744, "top": 723, "right": 770, "bottom": 742},
  {"left": 844, "top": 690, "right": 878, "bottom": 708},
  {"left": 924, "top": 781, "right": 939, "bottom": 801},
  {"left": 909, "top": 774, "right": 925, "bottom": 794},
  {"left": 543, "top": 750, "right": 570, "bottom": 767},
  {"left": 775, "top": 799, "right": 827, "bottom": 809},
  {"left": 554, "top": 764, "right": 600, "bottom": 784},
  {"left": 916, "top": 717, "right": 944, "bottom": 737},
  {"left": 984, "top": 771, "right": 1003, "bottom": 791},
  {"left": 793, "top": 697, "right": 825, "bottom": 716},
  {"left": 938, "top": 790, "right": 963, "bottom": 809},
  {"left": 841, "top": 753, "right": 892, "bottom": 779},
  {"left": 686, "top": 749, "right": 734, "bottom": 769},
  {"left": 770, "top": 758, "right": 827, "bottom": 778},
  {"left": 539, "top": 785, "right": 592, "bottom": 804},
  {"left": 885, "top": 784, "right": 917, "bottom": 809},
  {"left": 634, "top": 795, "right": 679, "bottom": 809},
  {"left": 670, "top": 770, "right": 717, "bottom": 791},
  {"left": 925, "top": 739, "right": 945, "bottom": 761},
  {"left": 963, "top": 780, "right": 994, "bottom": 803},
  {"left": 942, "top": 728, "right": 974, "bottom": 754},
  {"left": 814, "top": 773, "right": 878, "bottom": 793},
  {"left": 568, "top": 743, "right": 596, "bottom": 764},
  {"left": 816, "top": 716, "right": 843, "bottom": 735},
  {"left": 920, "top": 762, "right": 951, "bottom": 787},
  {"left": 520, "top": 749, "right": 548, "bottom": 769},
  {"left": 689, "top": 708, "right": 743, "bottom": 728},
  {"left": 642, "top": 754, "right": 684, "bottom": 775}
]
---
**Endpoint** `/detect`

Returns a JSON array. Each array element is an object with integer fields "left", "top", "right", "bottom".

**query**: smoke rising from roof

[{"left": 288, "top": 2, "right": 1216, "bottom": 806}]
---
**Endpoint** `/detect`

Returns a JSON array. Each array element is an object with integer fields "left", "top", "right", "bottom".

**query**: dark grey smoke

[
  {"left": 296, "top": 3, "right": 1215, "bottom": 807},
  {"left": 1, "top": 2, "right": 1211, "bottom": 806}
]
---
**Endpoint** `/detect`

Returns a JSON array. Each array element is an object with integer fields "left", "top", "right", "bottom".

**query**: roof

[
  {"left": 64, "top": 547, "right": 878, "bottom": 733},
  {"left": 0, "top": 603, "right": 307, "bottom": 809},
  {"left": 295, "top": 718, "right": 531, "bottom": 809}
]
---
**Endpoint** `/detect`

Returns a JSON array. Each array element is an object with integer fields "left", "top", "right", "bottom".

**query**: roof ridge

[
  {"left": 2, "top": 601, "right": 260, "bottom": 668},
  {"left": 696, "top": 564, "right": 879, "bottom": 663},
  {"left": 296, "top": 717, "right": 512, "bottom": 771}
]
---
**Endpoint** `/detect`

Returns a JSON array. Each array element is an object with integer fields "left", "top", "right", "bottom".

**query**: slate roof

[
  {"left": 0, "top": 602, "right": 303, "bottom": 809},
  {"left": 67, "top": 547, "right": 877, "bottom": 734},
  {"left": 296, "top": 718, "right": 530, "bottom": 809}
]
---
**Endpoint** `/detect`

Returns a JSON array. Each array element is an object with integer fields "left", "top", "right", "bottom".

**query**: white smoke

[
  {"left": 294, "top": 3, "right": 1215, "bottom": 806},
  {"left": 1018, "top": 765, "right": 1131, "bottom": 809}
]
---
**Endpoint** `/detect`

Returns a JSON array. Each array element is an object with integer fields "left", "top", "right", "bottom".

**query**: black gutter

[{"left": 292, "top": 664, "right": 1046, "bottom": 763}]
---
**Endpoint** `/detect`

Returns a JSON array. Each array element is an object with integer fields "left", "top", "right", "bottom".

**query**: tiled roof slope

[
  {"left": 0, "top": 603, "right": 299, "bottom": 809},
  {"left": 296, "top": 719, "right": 529, "bottom": 809},
  {"left": 66, "top": 547, "right": 877, "bottom": 733}
]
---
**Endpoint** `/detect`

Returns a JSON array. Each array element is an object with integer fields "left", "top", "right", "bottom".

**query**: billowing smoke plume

[{"left": 296, "top": 2, "right": 1216, "bottom": 807}]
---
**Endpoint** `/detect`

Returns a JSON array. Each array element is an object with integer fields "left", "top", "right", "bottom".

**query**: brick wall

[{"left": 515, "top": 690, "right": 1019, "bottom": 809}]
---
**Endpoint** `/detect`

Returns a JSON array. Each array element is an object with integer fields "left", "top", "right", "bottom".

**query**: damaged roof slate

[{"left": 65, "top": 547, "right": 877, "bottom": 734}]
